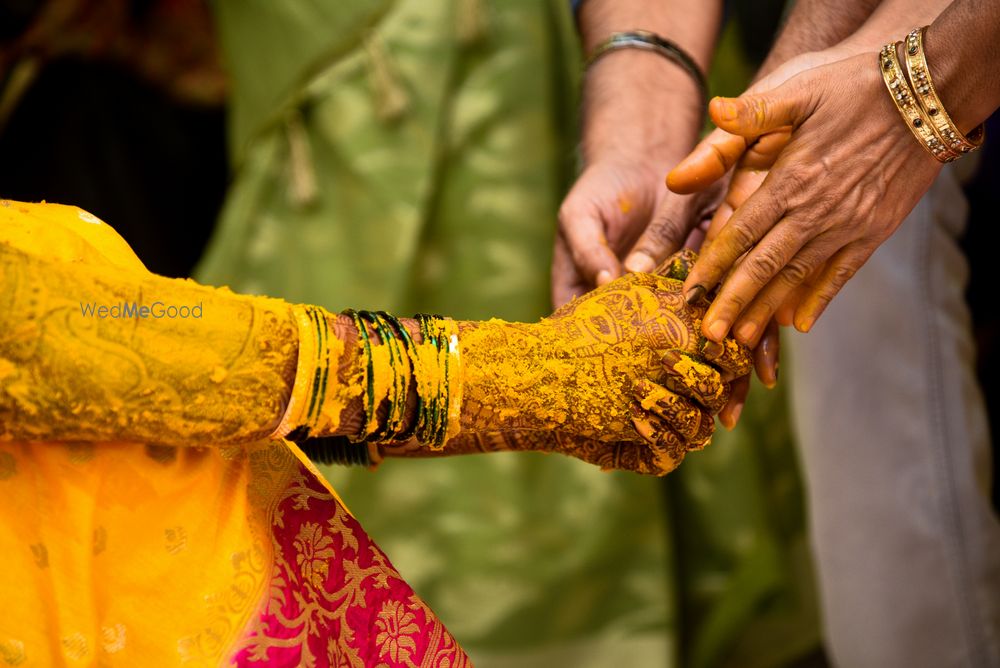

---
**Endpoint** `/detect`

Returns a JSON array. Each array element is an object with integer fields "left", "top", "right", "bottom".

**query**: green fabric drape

[{"left": 196, "top": 2, "right": 819, "bottom": 665}]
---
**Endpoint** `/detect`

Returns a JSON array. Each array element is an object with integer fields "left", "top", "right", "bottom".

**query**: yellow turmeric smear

[
  {"left": 669, "top": 356, "right": 727, "bottom": 405},
  {"left": 364, "top": 344, "right": 394, "bottom": 438},
  {"left": 617, "top": 194, "right": 633, "bottom": 215},
  {"left": 314, "top": 325, "right": 357, "bottom": 436},
  {"left": 441, "top": 320, "right": 463, "bottom": 445},
  {"left": 410, "top": 336, "right": 443, "bottom": 433}
]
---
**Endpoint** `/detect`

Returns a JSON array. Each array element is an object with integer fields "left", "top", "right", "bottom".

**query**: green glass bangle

[
  {"left": 372, "top": 311, "right": 408, "bottom": 440},
  {"left": 305, "top": 305, "right": 331, "bottom": 431},
  {"left": 344, "top": 309, "right": 376, "bottom": 443},
  {"left": 414, "top": 314, "right": 438, "bottom": 445},
  {"left": 415, "top": 313, "right": 449, "bottom": 448},
  {"left": 358, "top": 311, "right": 399, "bottom": 442},
  {"left": 378, "top": 311, "right": 423, "bottom": 442}
]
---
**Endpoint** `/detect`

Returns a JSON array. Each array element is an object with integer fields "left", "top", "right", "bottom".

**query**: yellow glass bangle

[
  {"left": 271, "top": 304, "right": 350, "bottom": 440},
  {"left": 441, "top": 319, "right": 464, "bottom": 447},
  {"left": 271, "top": 304, "right": 323, "bottom": 438},
  {"left": 904, "top": 26, "right": 985, "bottom": 156},
  {"left": 879, "top": 42, "right": 958, "bottom": 163}
]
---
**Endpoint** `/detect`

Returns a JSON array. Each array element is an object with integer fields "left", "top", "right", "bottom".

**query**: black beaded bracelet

[
  {"left": 586, "top": 30, "right": 709, "bottom": 106},
  {"left": 300, "top": 436, "right": 372, "bottom": 467}
]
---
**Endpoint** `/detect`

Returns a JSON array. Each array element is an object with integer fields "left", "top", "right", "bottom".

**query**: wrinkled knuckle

[
  {"left": 721, "top": 291, "right": 750, "bottom": 316},
  {"left": 743, "top": 96, "right": 767, "bottom": 126},
  {"left": 780, "top": 256, "right": 812, "bottom": 286},
  {"left": 744, "top": 247, "right": 785, "bottom": 285},
  {"left": 829, "top": 263, "right": 858, "bottom": 290},
  {"left": 647, "top": 217, "right": 682, "bottom": 246},
  {"left": 728, "top": 223, "right": 759, "bottom": 256}
]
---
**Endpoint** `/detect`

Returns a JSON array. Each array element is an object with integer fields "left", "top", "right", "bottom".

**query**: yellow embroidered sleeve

[{"left": 0, "top": 239, "right": 299, "bottom": 445}]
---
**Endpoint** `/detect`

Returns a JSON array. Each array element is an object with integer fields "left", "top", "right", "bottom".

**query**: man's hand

[
  {"left": 554, "top": 0, "right": 720, "bottom": 306},
  {"left": 669, "top": 52, "right": 940, "bottom": 345},
  {"left": 554, "top": 155, "right": 664, "bottom": 306},
  {"left": 553, "top": 48, "right": 706, "bottom": 307}
]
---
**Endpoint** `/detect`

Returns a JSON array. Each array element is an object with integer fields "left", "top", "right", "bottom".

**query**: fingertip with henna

[
  {"left": 700, "top": 339, "right": 724, "bottom": 361},
  {"left": 661, "top": 349, "right": 683, "bottom": 370}
]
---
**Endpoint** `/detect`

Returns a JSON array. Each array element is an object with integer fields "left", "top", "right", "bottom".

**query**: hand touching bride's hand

[{"left": 668, "top": 50, "right": 942, "bottom": 344}]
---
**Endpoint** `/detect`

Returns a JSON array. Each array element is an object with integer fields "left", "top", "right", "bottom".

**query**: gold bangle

[
  {"left": 879, "top": 42, "right": 958, "bottom": 163},
  {"left": 904, "top": 26, "right": 985, "bottom": 156}
]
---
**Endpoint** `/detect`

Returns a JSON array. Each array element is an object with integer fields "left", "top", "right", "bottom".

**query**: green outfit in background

[{"left": 196, "top": 2, "right": 819, "bottom": 665}]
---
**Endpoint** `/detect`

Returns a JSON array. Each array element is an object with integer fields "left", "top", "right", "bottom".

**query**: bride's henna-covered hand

[
  {"left": 460, "top": 252, "right": 751, "bottom": 435},
  {"left": 387, "top": 343, "right": 749, "bottom": 476},
  {"left": 382, "top": 327, "right": 747, "bottom": 476},
  {"left": 438, "top": 251, "right": 752, "bottom": 474},
  {"left": 383, "top": 251, "right": 752, "bottom": 475}
]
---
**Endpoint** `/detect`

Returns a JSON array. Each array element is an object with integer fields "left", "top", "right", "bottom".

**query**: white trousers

[{"left": 787, "top": 167, "right": 1000, "bottom": 668}]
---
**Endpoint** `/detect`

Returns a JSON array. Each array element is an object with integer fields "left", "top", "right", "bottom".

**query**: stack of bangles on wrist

[
  {"left": 586, "top": 30, "right": 709, "bottom": 108},
  {"left": 879, "top": 26, "right": 985, "bottom": 163},
  {"left": 271, "top": 305, "right": 462, "bottom": 467}
]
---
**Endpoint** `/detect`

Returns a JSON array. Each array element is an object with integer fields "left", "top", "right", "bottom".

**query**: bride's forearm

[
  {"left": 0, "top": 231, "right": 730, "bottom": 476},
  {"left": 0, "top": 242, "right": 622, "bottom": 449},
  {"left": 456, "top": 318, "right": 639, "bottom": 441}
]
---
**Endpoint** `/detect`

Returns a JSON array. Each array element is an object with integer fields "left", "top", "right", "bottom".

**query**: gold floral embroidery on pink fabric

[
  {"left": 232, "top": 460, "right": 472, "bottom": 667},
  {"left": 294, "top": 522, "right": 337, "bottom": 590},
  {"left": 375, "top": 600, "right": 420, "bottom": 666}
]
